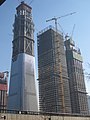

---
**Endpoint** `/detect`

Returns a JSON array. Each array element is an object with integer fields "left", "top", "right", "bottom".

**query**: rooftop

[
  {"left": 16, "top": 1, "right": 32, "bottom": 12},
  {"left": 37, "top": 25, "right": 63, "bottom": 36}
]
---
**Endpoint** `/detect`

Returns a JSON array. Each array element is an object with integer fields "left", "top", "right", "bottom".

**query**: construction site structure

[
  {"left": 87, "top": 95, "right": 90, "bottom": 114},
  {"left": 37, "top": 25, "right": 71, "bottom": 113},
  {"left": 46, "top": 12, "right": 76, "bottom": 34},
  {"left": 7, "top": 1, "right": 38, "bottom": 111},
  {"left": 0, "top": 71, "right": 8, "bottom": 110},
  {"left": 64, "top": 37, "right": 89, "bottom": 114}
]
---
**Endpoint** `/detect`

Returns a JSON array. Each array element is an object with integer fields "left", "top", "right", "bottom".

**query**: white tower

[{"left": 7, "top": 1, "right": 38, "bottom": 111}]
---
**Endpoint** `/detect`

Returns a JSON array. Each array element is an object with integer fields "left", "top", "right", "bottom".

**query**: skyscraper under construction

[
  {"left": 7, "top": 1, "right": 38, "bottom": 111},
  {"left": 64, "top": 37, "right": 88, "bottom": 114},
  {"left": 37, "top": 26, "right": 71, "bottom": 113}
]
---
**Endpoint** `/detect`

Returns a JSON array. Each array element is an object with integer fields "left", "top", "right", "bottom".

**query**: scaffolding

[
  {"left": 38, "top": 26, "right": 71, "bottom": 113},
  {"left": 64, "top": 39, "right": 89, "bottom": 114}
]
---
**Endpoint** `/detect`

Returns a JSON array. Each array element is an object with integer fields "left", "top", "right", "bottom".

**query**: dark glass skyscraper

[
  {"left": 7, "top": 2, "right": 38, "bottom": 111},
  {"left": 65, "top": 38, "right": 88, "bottom": 114},
  {"left": 37, "top": 26, "right": 71, "bottom": 113}
]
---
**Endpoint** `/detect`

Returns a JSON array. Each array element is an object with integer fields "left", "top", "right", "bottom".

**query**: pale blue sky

[{"left": 0, "top": 0, "right": 90, "bottom": 94}]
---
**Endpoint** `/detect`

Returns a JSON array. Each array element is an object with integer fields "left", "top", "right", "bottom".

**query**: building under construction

[
  {"left": 7, "top": 1, "right": 38, "bottom": 111},
  {"left": 64, "top": 38, "right": 88, "bottom": 114},
  {"left": 37, "top": 26, "right": 71, "bottom": 113},
  {"left": 0, "top": 72, "right": 8, "bottom": 110}
]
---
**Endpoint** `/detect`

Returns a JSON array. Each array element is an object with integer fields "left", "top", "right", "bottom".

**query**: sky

[{"left": 0, "top": 0, "right": 90, "bottom": 95}]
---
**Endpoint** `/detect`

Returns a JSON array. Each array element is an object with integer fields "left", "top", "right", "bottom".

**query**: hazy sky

[{"left": 0, "top": 0, "right": 90, "bottom": 94}]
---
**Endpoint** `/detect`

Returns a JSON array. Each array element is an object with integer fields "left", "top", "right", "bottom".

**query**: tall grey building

[
  {"left": 37, "top": 26, "right": 71, "bottom": 113},
  {"left": 87, "top": 95, "right": 90, "bottom": 114},
  {"left": 64, "top": 38, "right": 88, "bottom": 114},
  {"left": 7, "top": 1, "right": 38, "bottom": 111}
]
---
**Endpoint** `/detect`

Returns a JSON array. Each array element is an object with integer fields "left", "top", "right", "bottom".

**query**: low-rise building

[{"left": 0, "top": 71, "right": 8, "bottom": 109}]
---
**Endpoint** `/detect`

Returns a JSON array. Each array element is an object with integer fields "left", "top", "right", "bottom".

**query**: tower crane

[
  {"left": 46, "top": 12, "right": 76, "bottom": 32},
  {"left": 65, "top": 24, "right": 75, "bottom": 40},
  {"left": 46, "top": 12, "right": 76, "bottom": 113},
  {"left": 71, "top": 24, "right": 75, "bottom": 38}
]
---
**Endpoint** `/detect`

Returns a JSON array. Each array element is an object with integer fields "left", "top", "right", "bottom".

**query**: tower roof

[
  {"left": 37, "top": 25, "right": 63, "bottom": 36},
  {"left": 16, "top": 1, "right": 32, "bottom": 13}
]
